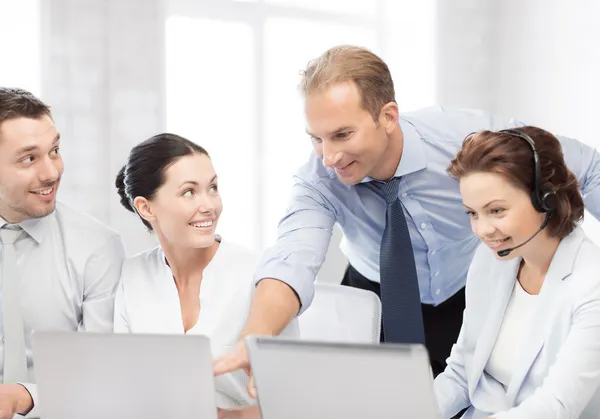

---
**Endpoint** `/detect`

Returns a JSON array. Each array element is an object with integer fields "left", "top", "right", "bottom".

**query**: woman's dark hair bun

[{"left": 115, "top": 165, "right": 135, "bottom": 213}]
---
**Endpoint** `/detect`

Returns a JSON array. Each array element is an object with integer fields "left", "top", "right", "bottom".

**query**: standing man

[
  {"left": 214, "top": 45, "right": 600, "bottom": 383},
  {"left": 0, "top": 88, "right": 125, "bottom": 418}
]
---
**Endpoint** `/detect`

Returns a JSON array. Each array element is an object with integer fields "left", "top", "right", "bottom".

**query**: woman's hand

[
  {"left": 217, "top": 405, "right": 261, "bottom": 419},
  {"left": 213, "top": 340, "right": 256, "bottom": 398}
]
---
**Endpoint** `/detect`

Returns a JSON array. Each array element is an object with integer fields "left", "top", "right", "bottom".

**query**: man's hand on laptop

[
  {"left": 0, "top": 384, "right": 33, "bottom": 419},
  {"left": 217, "top": 405, "right": 261, "bottom": 419},
  {"left": 213, "top": 339, "right": 257, "bottom": 398}
]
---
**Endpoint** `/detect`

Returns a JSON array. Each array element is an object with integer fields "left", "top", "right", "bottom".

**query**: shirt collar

[
  {"left": 0, "top": 213, "right": 52, "bottom": 244},
  {"left": 393, "top": 118, "right": 428, "bottom": 177},
  {"left": 361, "top": 118, "right": 427, "bottom": 183}
]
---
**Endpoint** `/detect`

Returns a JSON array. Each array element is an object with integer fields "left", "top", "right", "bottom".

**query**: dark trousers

[{"left": 341, "top": 264, "right": 465, "bottom": 377}]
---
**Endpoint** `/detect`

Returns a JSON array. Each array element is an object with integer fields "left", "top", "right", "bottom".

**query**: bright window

[
  {"left": 0, "top": 0, "right": 41, "bottom": 95},
  {"left": 262, "top": 17, "right": 378, "bottom": 242},
  {"left": 166, "top": 16, "right": 257, "bottom": 250},
  {"left": 265, "top": 0, "right": 377, "bottom": 17},
  {"left": 165, "top": 0, "right": 437, "bottom": 250}
]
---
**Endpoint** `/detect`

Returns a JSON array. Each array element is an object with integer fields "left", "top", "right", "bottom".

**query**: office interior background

[{"left": 1, "top": 0, "right": 599, "bottom": 283}]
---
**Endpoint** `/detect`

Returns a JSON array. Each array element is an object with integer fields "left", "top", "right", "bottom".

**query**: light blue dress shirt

[{"left": 255, "top": 106, "right": 600, "bottom": 312}]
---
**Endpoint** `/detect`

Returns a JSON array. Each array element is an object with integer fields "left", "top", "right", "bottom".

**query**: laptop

[
  {"left": 246, "top": 336, "right": 441, "bottom": 419},
  {"left": 31, "top": 332, "right": 218, "bottom": 419}
]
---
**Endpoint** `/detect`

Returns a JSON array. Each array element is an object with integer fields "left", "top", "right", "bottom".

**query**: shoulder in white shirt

[
  {"left": 114, "top": 238, "right": 299, "bottom": 408},
  {"left": 0, "top": 200, "right": 126, "bottom": 415}
]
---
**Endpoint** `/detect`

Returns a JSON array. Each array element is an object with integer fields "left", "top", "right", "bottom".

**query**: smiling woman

[
  {"left": 115, "top": 133, "right": 215, "bottom": 234},
  {"left": 113, "top": 133, "right": 299, "bottom": 410},
  {"left": 448, "top": 126, "right": 583, "bottom": 254},
  {"left": 433, "top": 126, "right": 600, "bottom": 419}
]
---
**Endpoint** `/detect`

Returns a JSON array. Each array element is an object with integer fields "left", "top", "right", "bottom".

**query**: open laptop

[
  {"left": 31, "top": 332, "right": 218, "bottom": 419},
  {"left": 246, "top": 336, "right": 441, "bottom": 419}
]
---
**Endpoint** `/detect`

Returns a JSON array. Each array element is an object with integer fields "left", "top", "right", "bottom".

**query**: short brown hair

[
  {"left": 447, "top": 126, "right": 583, "bottom": 239},
  {"left": 300, "top": 45, "right": 396, "bottom": 122},
  {"left": 0, "top": 87, "right": 52, "bottom": 136}
]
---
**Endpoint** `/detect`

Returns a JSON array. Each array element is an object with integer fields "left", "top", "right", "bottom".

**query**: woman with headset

[{"left": 434, "top": 126, "right": 600, "bottom": 418}]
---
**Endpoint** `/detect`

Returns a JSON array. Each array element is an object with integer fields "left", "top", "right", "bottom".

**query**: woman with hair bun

[{"left": 114, "top": 133, "right": 297, "bottom": 416}]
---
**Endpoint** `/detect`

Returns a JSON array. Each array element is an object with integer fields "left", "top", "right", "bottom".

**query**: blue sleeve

[
  {"left": 558, "top": 135, "right": 600, "bottom": 221},
  {"left": 254, "top": 176, "right": 336, "bottom": 314},
  {"left": 440, "top": 107, "right": 600, "bottom": 219},
  {"left": 406, "top": 105, "right": 525, "bottom": 144},
  {"left": 422, "top": 107, "right": 600, "bottom": 219}
]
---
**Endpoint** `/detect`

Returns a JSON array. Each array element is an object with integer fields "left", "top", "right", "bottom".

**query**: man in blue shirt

[{"left": 214, "top": 45, "right": 600, "bottom": 387}]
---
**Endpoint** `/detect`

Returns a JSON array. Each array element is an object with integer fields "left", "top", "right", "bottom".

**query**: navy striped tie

[{"left": 370, "top": 178, "right": 425, "bottom": 344}]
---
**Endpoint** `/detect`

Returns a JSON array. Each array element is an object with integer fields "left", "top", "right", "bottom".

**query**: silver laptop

[
  {"left": 31, "top": 332, "right": 218, "bottom": 419},
  {"left": 246, "top": 336, "right": 441, "bottom": 419}
]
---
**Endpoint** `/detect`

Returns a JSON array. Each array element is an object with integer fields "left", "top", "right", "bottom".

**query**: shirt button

[
  {"left": 435, "top": 271, "right": 440, "bottom": 276},
  {"left": 430, "top": 250, "right": 436, "bottom": 255},
  {"left": 420, "top": 222, "right": 427, "bottom": 230},
  {"left": 436, "top": 289, "right": 441, "bottom": 295},
  {"left": 401, "top": 193, "right": 408, "bottom": 198}
]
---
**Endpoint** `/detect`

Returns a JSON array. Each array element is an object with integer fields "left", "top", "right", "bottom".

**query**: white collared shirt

[
  {"left": 114, "top": 238, "right": 299, "bottom": 409},
  {"left": 0, "top": 201, "right": 126, "bottom": 416}
]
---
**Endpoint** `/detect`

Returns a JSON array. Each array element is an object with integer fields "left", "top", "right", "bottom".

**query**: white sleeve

[
  {"left": 113, "top": 279, "right": 131, "bottom": 333},
  {"left": 434, "top": 244, "right": 489, "bottom": 417}
]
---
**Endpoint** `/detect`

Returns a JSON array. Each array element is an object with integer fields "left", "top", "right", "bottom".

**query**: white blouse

[
  {"left": 485, "top": 279, "right": 539, "bottom": 388},
  {"left": 114, "top": 238, "right": 299, "bottom": 408}
]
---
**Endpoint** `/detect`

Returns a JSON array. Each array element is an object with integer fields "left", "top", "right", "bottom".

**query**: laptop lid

[
  {"left": 247, "top": 336, "right": 441, "bottom": 419},
  {"left": 31, "top": 332, "right": 218, "bottom": 419}
]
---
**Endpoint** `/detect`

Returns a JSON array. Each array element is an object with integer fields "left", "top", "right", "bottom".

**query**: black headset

[{"left": 498, "top": 129, "right": 558, "bottom": 213}]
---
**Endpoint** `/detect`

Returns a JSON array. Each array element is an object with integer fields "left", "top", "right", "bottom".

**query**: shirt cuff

[
  {"left": 17, "top": 382, "right": 39, "bottom": 418},
  {"left": 255, "top": 259, "right": 316, "bottom": 315}
]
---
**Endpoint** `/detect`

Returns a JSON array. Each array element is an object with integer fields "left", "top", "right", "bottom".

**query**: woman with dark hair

[
  {"left": 434, "top": 126, "right": 600, "bottom": 418},
  {"left": 113, "top": 133, "right": 298, "bottom": 413}
]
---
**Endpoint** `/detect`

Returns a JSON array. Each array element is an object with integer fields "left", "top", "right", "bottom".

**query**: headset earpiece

[
  {"left": 499, "top": 128, "right": 555, "bottom": 214},
  {"left": 539, "top": 190, "right": 558, "bottom": 213}
]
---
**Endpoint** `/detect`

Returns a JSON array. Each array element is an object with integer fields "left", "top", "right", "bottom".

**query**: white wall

[
  {"left": 5, "top": 0, "right": 600, "bottom": 270},
  {"left": 492, "top": 0, "right": 600, "bottom": 242},
  {"left": 33, "top": 0, "right": 441, "bottom": 271},
  {"left": 436, "top": 0, "right": 496, "bottom": 110},
  {"left": 0, "top": 0, "right": 41, "bottom": 95},
  {"left": 431, "top": 0, "right": 600, "bottom": 244},
  {"left": 40, "top": 0, "right": 165, "bottom": 254}
]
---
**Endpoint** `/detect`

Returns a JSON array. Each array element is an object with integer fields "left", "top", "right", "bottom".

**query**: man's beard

[
  {"left": 0, "top": 180, "right": 60, "bottom": 221},
  {"left": 10, "top": 199, "right": 57, "bottom": 220}
]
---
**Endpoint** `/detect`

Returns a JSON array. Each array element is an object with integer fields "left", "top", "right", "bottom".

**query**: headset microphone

[{"left": 497, "top": 212, "right": 552, "bottom": 257}]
